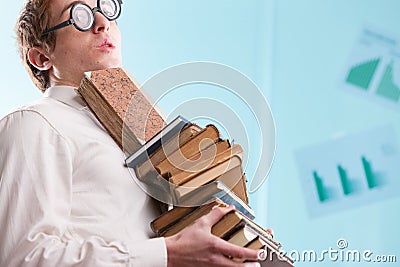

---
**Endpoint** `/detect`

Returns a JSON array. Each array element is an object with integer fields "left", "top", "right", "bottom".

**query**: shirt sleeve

[{"left": 0, "top": 110, "right": 167, "bottom": 267}]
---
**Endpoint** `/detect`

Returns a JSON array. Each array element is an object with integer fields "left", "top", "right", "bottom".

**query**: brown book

[
  {"left": 232, "top": 236, "right": 267, "bottom": 263},
  {"left": 217, "top": 177, "right": 251, "bottom": 209},
  {"left": 172, "top": 163, "right": 248, "bottom": 207},
  {"left": 168, "top": 144, "right": 243, "bottom": 186},
  {"left": 177, "top": 180, "right": 254, "bottom": 218},
  {"left": 211, "top": 210, "right": 244, "bottom": 238},
  {"left": 226, "top": 224, "right": 258, "bottom": 247},
  {"left": 152, "top": 181, "right": 254, "bottom": 235},
  {"left": 166, "top": 139, "right": 231, "bottom": 178},
  {"left": 214, "top": 212, "right": 294, "bottom": 267},
  {"left": 173, "top": 155, "right": 242, "bottom": 199},
  {"left": 150, "top": 123, "right": 203, "bottom": 167},
  {"left": 156, "top": 125, "right": 221, "bottom": 175},
  {"left": 160, "top": 199, "right": 227, "bottom": 237},
  {"left": 245, "top": 236, "right": 267, "bottom": 250},
  {"left": 211, "top": 210, "right": 280, "bottom": 250},
  {"left": 78, "top": 67, "right": 166, "bottom": 154},
  {"left": 150, "top": 206, "right": 197, "bottom": 234},
  {"left": 231, "top": 174, "right": 249, "bottom": 204},
  {"left": 243, "top": 237, "right": 295, "bottom": 267},
  {"left": 135, "top": 123, "right": 203, "bottom": 178},
  {"left": 206, "top": 164, "right": 246, "bottom": 203}
]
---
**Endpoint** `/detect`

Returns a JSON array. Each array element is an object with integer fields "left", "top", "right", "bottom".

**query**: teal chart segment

[
  {"left": 346, "top": 58, "right": 380, "bottom": 90},
  {"left": 343, "top": 28, "right": 400, "bottom": 109}
]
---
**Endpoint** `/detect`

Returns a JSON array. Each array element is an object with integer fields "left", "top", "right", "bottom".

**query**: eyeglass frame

[{"left": 42, "top": 0, "right": 123, "bottom": 36}]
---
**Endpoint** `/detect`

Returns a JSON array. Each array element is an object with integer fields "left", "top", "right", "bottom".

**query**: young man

[{"left": 0, "top": 0, "right": 262, "bottom": 266}]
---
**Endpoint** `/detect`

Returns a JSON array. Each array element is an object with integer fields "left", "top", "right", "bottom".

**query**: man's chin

[{"left": 86, "top": 62, "right": 123, "bottom": 72}]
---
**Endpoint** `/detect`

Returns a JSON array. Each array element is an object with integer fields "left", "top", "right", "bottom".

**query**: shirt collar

[{"left": 44, "top": 86, "right": 87, "bottom": 110}]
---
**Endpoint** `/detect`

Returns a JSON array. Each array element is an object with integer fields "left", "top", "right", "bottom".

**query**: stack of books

[
  {"left": 125, "top": 116, "right": 292, "bottom": 266},
  {"left": 78, "top": 68, "right": 293, "bottom": 266}
]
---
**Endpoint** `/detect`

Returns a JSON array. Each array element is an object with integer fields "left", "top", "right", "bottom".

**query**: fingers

[
  {"left": 199, "top": 205, "right": 235, "bottom": 227},
  {"left": 266, "top": 228, "right": 274, "bottom": 237}
]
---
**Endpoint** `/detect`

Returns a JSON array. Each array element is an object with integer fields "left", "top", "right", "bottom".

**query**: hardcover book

[
  {"left": 151, "top": 180, "right": 255, "bottom": 235},
  {"left": 125, "top": 116, "right": 189, "bottom": 168},
  {"left": 77, "top": 67, "right": 166, "bottom": 154}
]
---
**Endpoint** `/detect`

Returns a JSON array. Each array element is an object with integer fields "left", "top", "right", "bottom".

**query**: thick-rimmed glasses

[{"left": 42, "top": 0, "right": 122, "bottom": 36}]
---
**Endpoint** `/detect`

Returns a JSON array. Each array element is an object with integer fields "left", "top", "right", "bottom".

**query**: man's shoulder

[
  {"left": 17, "top": 96, "right": 58, "bottom": 114},
  {"left": 0, "top": 97, "right": 67, "bottom": 135},
  {"left": 3, "top": 94, "right": 73, "bottom": 121},
  {"left": 0, "top": 98, "right": 72, "bottom": 156},
  {"left": 1, "top": 98, "right": 55, "bottom": 127}
]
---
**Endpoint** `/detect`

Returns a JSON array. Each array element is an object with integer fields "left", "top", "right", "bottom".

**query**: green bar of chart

[
  {"left": 313, "top": 171, "right": 328, "bottom": 202},
  {"left": 338, "top": 165, "right": 352, "bottom": 195},
  {"left": 376, "top": 61, "right": 400, "bottom": 102},
  {"left": 346, "top": 58, "right": 380, "bottom": 90},
  {"left": 362, "top": 156, "right": 378, "bottom": 189}
]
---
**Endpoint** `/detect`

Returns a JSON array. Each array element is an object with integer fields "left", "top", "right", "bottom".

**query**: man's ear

[{"left": 28, "top": 47, "right": 52, "bottom": 71}]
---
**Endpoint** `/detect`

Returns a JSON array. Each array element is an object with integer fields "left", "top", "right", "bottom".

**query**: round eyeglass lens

[
  {"left": 99, "top": 0, "right": 119, "bottom": 20},
  {"left": 73, "top": 4, "right": 94, "bottom": 30}
]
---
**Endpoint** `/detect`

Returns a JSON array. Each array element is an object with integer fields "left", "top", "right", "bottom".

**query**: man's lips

[{"left": 97, "top": 39, "right": 116, "bottom": 49}]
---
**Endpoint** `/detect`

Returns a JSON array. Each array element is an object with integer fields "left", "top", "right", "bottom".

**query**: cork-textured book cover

[{"left": 78, "top": 67, "right": 166, "bottom": 154}]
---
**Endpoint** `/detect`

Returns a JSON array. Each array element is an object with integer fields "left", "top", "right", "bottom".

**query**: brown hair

[{"left": 15, "top": 0, "right": 55, "bottom": 92}]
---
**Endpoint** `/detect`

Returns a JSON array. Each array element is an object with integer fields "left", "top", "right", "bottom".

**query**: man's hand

[{"left": 165, "top": 205, "right": 261, "bottom": 267}]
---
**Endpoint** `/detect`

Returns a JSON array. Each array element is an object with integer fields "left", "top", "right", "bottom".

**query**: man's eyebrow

[{"left": 59, "top": 1, "right": 85, "bottom": 17}]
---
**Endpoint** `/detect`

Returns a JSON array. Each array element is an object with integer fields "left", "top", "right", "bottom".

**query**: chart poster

[
  {"left": 295, "top": 125, "right": 400, "bottom": 218},
  {"left": 343, "top": 27, "right": 400, "bottom": 110}
]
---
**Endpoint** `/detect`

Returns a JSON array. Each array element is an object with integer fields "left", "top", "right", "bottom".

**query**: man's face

[{"left": 48, "top": 0, "right": 122, "bottom": 86}]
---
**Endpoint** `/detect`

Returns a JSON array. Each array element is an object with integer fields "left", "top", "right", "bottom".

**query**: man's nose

[{"left": 92, "top": 12, "right": 110, "bottom": 33}]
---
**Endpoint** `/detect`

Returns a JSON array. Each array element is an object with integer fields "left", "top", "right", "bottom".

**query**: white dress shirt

[{"left": 0, "top": 86, "right": 167, "bottom": 266}]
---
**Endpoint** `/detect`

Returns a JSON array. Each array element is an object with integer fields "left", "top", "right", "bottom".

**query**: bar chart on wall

[{"left": 295, "top": 125, "right": 400, "bottom": 218}]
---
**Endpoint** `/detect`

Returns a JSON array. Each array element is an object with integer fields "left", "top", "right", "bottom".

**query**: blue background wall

[
  {"left": 267, "top": 1, "right": 400, "bottom": 266},
  {"left": 1, "top": 1, "right": 399, "bottom": 266}
]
